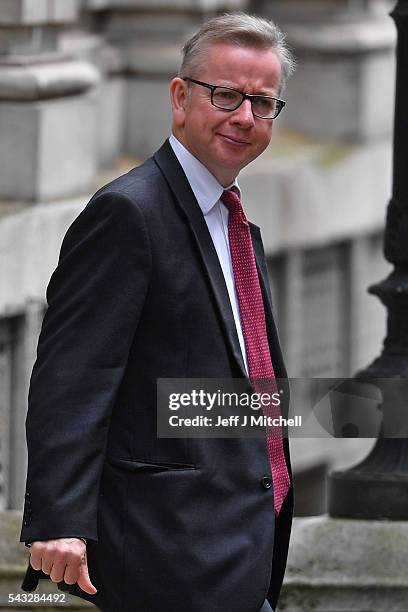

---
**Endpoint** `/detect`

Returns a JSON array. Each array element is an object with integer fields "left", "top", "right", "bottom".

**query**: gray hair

[{"left": 179, "top": 12, "right": 296, "bottom": 92}]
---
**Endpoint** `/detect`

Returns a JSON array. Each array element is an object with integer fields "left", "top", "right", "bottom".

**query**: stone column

[
  {"left": 0, "top": 0, "right": 100, "bottom": 202},
  {"left": 56, "top": 0, "right": 126, "bottom": 169},
  {"left": 253, "top": 0, "right": 396, "bottom": 142}
]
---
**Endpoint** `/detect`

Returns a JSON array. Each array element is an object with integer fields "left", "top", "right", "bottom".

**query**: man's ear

[{"left": 170, "top": 77, "right": 188, "bottom": 128}]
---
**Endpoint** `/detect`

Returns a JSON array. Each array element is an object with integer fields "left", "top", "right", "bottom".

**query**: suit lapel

[{"left": 154, "top": 140, "right": 247, "bottom": 379}]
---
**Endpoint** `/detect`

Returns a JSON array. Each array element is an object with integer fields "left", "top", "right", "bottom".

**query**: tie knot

[{"left": 221, "top": 189, "right": 243, "bottom": 215}]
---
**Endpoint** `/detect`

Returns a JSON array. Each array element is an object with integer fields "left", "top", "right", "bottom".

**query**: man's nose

[{"left": 231, "top": 99, "right": 255, "bottom": 127}]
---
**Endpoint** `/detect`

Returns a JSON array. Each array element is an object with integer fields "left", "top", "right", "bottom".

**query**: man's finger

[
  {"left": 76, "top": 554, "right": 97, "bottom": 595},
  {"left": 41, "top": 551, "right": 55, "bottom": 576},
  {"left": 63, "top": 561, "right": 81, "bottom": 585},
  {"left": 28, "top": 542, "right": 45, "bottom": 571},
  {"left": 29, "top": 552, "right": 42, "bottom": 572},
  {"left": 50, "top": 558, "right": 68, "bottom": 583}
]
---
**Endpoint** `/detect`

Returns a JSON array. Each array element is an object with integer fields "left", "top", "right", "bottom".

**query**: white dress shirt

[{"left": 169, "top": 134, "right": 248, "bottom": 373}]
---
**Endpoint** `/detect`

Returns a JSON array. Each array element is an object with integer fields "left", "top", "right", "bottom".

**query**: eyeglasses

[{"left": 182, "top": 77, "right": 285, "bottom": 120}]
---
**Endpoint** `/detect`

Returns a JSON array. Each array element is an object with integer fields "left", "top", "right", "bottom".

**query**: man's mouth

[{"left": 218, "top": 134, "right": 251, "bottom": 145}]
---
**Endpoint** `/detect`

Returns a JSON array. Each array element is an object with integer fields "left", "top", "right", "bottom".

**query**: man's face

[{"left": 170, "top": 42, "right": 282, "bottom": 186}]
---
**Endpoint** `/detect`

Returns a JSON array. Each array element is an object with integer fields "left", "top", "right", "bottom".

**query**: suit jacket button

[
  {"left": 23, "top": 518, "right": 31, "bottom": 526},
  {"left": 261, "top": 476, "right": 272, "bottom": 489}
]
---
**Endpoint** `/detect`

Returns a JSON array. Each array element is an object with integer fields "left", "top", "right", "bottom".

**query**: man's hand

[{"left": 28, "top": 538, "right": 97, "bottom": 595}]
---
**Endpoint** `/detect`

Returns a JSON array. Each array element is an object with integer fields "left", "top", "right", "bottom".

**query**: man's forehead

[{"left": 196, "top": 43, "right": 282, "bottom": 91}]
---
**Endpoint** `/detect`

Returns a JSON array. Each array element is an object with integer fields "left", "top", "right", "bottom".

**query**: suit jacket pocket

[{"left": 106, "top": 457, "right": 196, "bottom": 473}]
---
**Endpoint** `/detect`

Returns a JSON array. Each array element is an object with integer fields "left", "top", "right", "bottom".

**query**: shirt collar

[{"left": 169, "top": 134, "right": 240, "bottom": 215}]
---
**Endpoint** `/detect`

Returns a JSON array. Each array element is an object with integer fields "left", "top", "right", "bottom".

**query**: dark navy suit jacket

[{"left": 20, "top": 140, "right": 293, "bottom": 612}]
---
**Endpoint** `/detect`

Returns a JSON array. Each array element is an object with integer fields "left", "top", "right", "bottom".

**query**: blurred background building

[{"left": 0, "top": 0, "right": 397, "bottom": 594}]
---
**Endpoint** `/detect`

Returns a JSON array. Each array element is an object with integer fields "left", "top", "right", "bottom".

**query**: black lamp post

[{"left": 328, "top": 0, "right": 408, "bottom": 519}]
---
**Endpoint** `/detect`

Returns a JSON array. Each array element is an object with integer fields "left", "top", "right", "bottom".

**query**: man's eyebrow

[
  {"left": 217, "top": 83, "right": 276, "bottom": 96},
  {"left": 253, "top": 90, "right": 276, "bottom": 97}
]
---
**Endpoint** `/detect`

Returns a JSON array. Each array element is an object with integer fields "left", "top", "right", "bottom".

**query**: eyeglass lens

[{"left": 212, "top": 87, "right": 278, "bottom": 118}]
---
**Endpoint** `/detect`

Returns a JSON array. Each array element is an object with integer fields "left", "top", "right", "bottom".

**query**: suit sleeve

[{"left": 20, "top": 190, "right": 151, "bottom": 544}]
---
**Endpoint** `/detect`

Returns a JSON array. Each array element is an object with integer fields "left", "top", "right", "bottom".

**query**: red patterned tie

[{"left": 221, "top": 189, "right": 290, "bottom": 515}]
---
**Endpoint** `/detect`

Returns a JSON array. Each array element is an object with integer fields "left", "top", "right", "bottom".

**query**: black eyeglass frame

[{"left": 182, "top": 77, "right": 286, "bottom": 120}]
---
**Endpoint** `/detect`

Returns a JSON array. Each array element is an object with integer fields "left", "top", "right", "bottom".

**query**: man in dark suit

[{"left": 20, "top": 12, "right": 295, "bottom": 612}]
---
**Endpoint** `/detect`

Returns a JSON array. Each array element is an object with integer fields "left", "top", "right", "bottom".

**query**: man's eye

[
  {"left": 254, "top": 97, "right": 276, "bottom": 113},
  {"left": 214, "top": 89, "right": 240, "bottom": 105}
]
